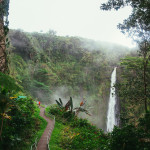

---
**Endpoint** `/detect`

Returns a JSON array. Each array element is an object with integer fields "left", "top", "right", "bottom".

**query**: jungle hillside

[
  {"left": 0, "top": 0, "right": 150, "bottom": 149},
  {"left": 8, "top": 29, "right": 132, "bottom": 129}
]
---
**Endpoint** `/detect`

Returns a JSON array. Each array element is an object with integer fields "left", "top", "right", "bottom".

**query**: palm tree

[
  {"left": 56, "top": 97, "right": 90, "bottom": 116},
  {"left": 74, "top": 100, "right": 91, "bottom": 116},
  {"left": 56, "top": 97, "right": 73, "bottom": 112}
]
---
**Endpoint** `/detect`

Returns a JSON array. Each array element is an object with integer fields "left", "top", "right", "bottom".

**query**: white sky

[{"left": 9, "top": 0, "right": 136, "bottom": 48}]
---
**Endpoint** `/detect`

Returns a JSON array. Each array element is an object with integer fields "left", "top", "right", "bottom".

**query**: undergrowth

[{"left": 46, "top": 105, "right": 109, "bottom": 150}]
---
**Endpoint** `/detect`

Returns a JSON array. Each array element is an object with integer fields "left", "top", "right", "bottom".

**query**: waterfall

[{"left": 106, "top": 67, "right": 117, "bottom": 132}]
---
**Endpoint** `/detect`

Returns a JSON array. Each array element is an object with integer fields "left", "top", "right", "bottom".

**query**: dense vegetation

[
  {"left": 111, "top": 56, "right": 150, "bottom": 150},
  {"left": 0, "top": 73, "right": 47, "bottom": 150},
  {"left": 7, "top": 29, "right": 131, "bottom": 129},
  {"left": 100, "top": 0, "right": 150, "bottom": 149},
  {"left": 1, "top": 0, "right": 149, "bottom": 149},
  {"left": 0, "top": 26, "right": 133, "bottom": 149},
  {"left": 101, "top": 0, "right": 150, "bottom": 125},
  {"left": 117, "top": 56, "right": 150, "bottom": 123},
  {"left": 46, "top": 103, "right": 109, "bottom": 150},
  {"left": 47, "top": 99, "right": 150, "bottom": 150}
]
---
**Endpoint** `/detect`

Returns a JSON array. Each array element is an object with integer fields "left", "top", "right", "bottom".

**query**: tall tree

[
  {"left": 101, "top": 0, "right": 150, "bottom": 112},
  {"left": 101, "top": 0, "right": 150, "bottom": 39},
  {"left": 0, "top": 0, "right": 9, "bottom": 73}
]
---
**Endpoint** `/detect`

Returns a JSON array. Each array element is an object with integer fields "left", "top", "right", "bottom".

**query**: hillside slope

[{"left": 8, "top": 29, "right": 131, "bottom": 129}]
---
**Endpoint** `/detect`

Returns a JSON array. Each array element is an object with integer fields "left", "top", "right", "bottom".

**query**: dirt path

[{"left": 37, "top": 107, "right": 55, "bottom": 150}]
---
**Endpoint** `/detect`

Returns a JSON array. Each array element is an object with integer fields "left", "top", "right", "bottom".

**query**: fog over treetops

[{"left": 8, "top": 29, "right": 136, "bottom": 129}]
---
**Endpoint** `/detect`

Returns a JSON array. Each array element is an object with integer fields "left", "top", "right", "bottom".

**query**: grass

[
  {"left": 34, "top": 105, "right": 48, "bottom": 140},
  {"left": 46, "top": 104, "right": 109, "bottom": 150},
  {"left": 45, "top": 106, "right": 64, "bottom": 149},
  {"left": 49, "top": 121, "right": 65, "bottom": 150}
]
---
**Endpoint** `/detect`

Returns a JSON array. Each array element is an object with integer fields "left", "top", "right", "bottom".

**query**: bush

[
  {"left": 47, "top": 104, "right": 109, "bottom": 150},
  {"left": 48, "top": 104, "right": 64, "bottom": 117},
  {"left": 109, "top": 125, "right": 138, "bottom": 150},
  {"left": 70, "top": 118, "right": 89, "bottom": 128},
  {"left": 109, "top": 114, "right": 150, "bottom": 150},
  {"left": 0, "top": 89, "right": 39, "bottom": 150}
]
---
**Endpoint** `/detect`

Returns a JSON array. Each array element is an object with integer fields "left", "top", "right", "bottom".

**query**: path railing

[
  {"left": 30, "top": 137, "right": 38, "bottom": 150},
  {"left": 30, "top": 107, "right": 55, "bottom": 150},
  {"left": 44, "top": 109, "right": 55, "bottom": 150}
]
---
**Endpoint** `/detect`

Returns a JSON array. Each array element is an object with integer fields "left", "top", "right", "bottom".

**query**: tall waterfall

[{"left": 106, "top": 67, "right": 117, "bottom": 132}]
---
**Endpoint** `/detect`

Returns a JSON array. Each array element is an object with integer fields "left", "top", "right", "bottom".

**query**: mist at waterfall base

[
  {"left": 106, "top": 67, "right": 118, "bottom": 132},
  {"left": 30, "top": 68, "right": 118, "bottom": 130},
  {"left": 42, "top": 86, "right": 107, "bottom": 130}
]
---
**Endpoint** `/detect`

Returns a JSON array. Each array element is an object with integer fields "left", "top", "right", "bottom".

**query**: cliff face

[
  {"left": 115, "top": 90, "right": 120, "bottom": 127},
  {"left": 115, "top": 69, "right": 120, "bottom": 127}
]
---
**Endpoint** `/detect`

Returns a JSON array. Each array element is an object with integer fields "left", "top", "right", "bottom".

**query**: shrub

[
  {"left": 47, "top": 104, "right": 109, "bottom": 150},
  {"left": 0, "top": 90, "right": 38, "bottom": 150},
  {"left": 70, "top": 118, "right": 89, "bottom": 128}
]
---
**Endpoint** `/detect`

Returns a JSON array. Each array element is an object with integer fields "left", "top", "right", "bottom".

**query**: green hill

[{"left": 7, "top": 29, "right": 131, "bottom": 129}]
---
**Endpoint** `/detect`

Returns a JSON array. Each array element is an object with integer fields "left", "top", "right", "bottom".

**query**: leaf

[
  {"left": 59, "top": 98, "right": 63, "bottom": 106},
  {"left": 55, "top": 100, "right": 63, "bottom": 108},
  {"left": 70, "top": 97, "right": 73, "bottom": 112}
]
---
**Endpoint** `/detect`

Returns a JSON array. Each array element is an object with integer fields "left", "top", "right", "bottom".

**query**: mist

[
  {"left": 8, "top": 29, "right": 136, "bottom": 130},
  {"left": 46, "top": 86, "right": 109, "bottom": 130}
]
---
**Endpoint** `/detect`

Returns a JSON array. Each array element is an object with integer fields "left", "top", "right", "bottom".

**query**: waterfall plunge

[{"left": 106, "top": 67, "right": 117, "bottom": 132}]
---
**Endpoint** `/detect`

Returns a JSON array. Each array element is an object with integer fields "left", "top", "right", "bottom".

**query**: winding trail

[{"left": 37, "top": 107, "right": 55, "bottom": 150}]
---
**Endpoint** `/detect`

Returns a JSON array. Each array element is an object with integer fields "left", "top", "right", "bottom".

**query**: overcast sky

[{"left": 9, "top": 0, "right": 136, "bottom": 48}]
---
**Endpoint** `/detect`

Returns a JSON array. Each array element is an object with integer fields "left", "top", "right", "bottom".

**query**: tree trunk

[
  {"left": 143, "top": 60, "right": 147, "bottom": 113},
  {"left": 0, "top": 0, "right": 7, "bottom": 73},
  {"left": 143, "top": 42, "right": 148, "bottom": 113},
  {"left": 0, "top": 116, "right": 4, "bottom": 140}
]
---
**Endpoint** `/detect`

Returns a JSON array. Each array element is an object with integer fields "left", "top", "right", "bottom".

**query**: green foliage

[
  {"left": 55, "top": 97, "right": 90, "bottom": 117},
  {"left": 70, "top": 97, "right": 73, "bottom": 112},
  {"left": 0, "top": 87, "right": 12, "bottom": 113},
  {"left": 47, "top": 103, "right": 150, "bottom": 150},
  {"left": 0, "top": 72, "right": 21, "bottom": 92},
  {"left": 7, "top": 29, "right": 131, "bottom": 130},
  {"left": 101, "top": 1, "right": 150, "bottom": 115},
  {"left": 109, "top": 125, "right": 139, "bottom": 150},
  {"left": 101, "top": 0, "right": 150, "bottom": 114},
  {"left": 59, "top": 98, "right": 63, "bottom": 106},
  {"left": 49, "top": 121, "right": 64, "bottom": 150},
  {"left": 0, "top": 0, "right": 9, "bottom": 36},
  {"left": 108, "top": 113, "right": 150, "bottom": 150},
  {"left": 0, "top": 87, "right": 47, "bottom": 150},
  {"left": 0, "top": 97, "right": 33, "bottom": 148},
  {"left": 8, "top": 29, "right": 128, "bottom": 105},
  {"left": 70, "top": 118, "right": 89, "bottom": 128},
  {"left": 101, "top": 0, "right": 150, "bottom": 41},
  {"left": 47, "top": 105, "right": 64, "bottom": 118},
  {"left": 47, "top": 105, "right": 109, "bottom": 150},
  {"left": 55, "top": 98, "right": 63, "bottom": 109},
  {"left": 116, "top": 56, "right": 150, "bottom": 123},
  {"left": 55, "top": 97, "right": 73, "bottom": 112},
  {"left": 139, "top": 113, "right": 150, "bottom": 132}
]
